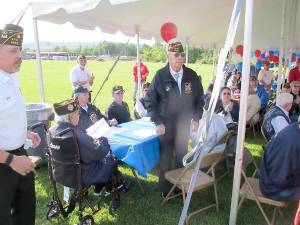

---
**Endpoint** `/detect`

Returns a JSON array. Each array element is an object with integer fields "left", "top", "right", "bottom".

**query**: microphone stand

[{"left": 92, "top": 39, "right": 130, "bottom": 104}]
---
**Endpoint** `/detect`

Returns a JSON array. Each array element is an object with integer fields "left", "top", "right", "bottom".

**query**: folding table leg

[{"left": 131, "top": 169, "right": 145, "bottom": 194}]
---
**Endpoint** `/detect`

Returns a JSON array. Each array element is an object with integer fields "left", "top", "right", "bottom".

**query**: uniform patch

[
  {"left": 184, "top": 82, "right": 192, "bottom": 94},
  {"left": 90, "top": 113, "right": 98, "bottom": 123}
]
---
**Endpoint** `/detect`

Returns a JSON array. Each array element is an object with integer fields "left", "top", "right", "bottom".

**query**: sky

[{"left": 1, "top": 0, "right": 154, "bottom": 44}]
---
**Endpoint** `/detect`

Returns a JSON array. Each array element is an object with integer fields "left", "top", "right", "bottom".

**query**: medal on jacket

[
  {"left": 184, "top": 82, "right": 192, "bottom": 94},
  {"left": 90, "top": 113, "right": 98, "bottom": 123},
  {"left": 165, "top": 85, "right": 171, "bottom": 92}
]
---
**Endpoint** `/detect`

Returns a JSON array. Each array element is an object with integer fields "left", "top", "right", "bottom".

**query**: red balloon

[
  {"left": 236, "top": 44, "right": 243, "bottom": 56},
  {"left": 268, "top": 55, "right": 274, "bottom": 62},
  {"left": 160, "top": 22, "right": 177, "bottom": 42},
  {"left": 273, "top": 56, "right": 279, "bottom": 63},
  {"left": 255, "top": 50, "right": 261, "bottom": 58}
]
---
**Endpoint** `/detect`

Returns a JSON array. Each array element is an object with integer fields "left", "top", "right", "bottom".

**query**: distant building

[{"left": 24, "top": 51, "right": 77, "bottom": 60}]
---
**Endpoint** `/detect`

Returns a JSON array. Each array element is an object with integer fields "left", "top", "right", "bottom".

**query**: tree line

[{"left": 25, "top": 41, "right": 214, "bottom": 64}]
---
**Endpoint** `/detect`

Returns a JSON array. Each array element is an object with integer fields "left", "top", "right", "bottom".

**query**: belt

[{"left": 6, "top": 146, "right": 25, "bottom": 155}]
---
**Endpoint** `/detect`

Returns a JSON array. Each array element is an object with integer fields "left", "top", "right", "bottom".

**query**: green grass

[{"left": 19, "top": 60, "right": 295, "bottom": 225}]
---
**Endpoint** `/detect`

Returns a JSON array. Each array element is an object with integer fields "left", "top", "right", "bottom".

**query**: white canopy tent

[{"left": 29, "top": 0, "right": 300, "bottom": 224}]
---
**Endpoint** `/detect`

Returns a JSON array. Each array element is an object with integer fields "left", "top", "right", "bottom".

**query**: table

[{"left": 108, "top": 120, "right": 160, "bottom": 178}]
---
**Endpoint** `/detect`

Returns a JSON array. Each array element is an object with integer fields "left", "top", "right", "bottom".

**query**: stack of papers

[{"left": 86, "top": 118, "right": 125, "bottom": 139}]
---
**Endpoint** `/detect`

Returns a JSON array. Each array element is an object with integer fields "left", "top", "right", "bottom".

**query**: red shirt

[
  {"left": 288, "top": 67, "right": 300, "bottom": 83},
  {"left": 133, "top": 63, "right": 149, "bottom": 82}
]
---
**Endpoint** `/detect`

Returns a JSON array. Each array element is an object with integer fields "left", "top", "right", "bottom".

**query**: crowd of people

[{"left": 1, "top": 21, "right": 300, "bottom": 225}]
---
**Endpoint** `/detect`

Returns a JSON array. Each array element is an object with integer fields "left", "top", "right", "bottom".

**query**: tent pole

[
  {"left": 136, "top": 26, "right": 141, "bottom": 99},
  {"left": 185, "top": 37, "right": 189, "bottom": 65},
  {"left": 212, "top": 43, "right": 217, "bottom": 76},
  {"left": 32, "top": 18, "right": 45, "bottom": 103},
  {"left": 229, "top": 0, "right": 254, "bottom": 224},
  {"left": 276, "top": 0, "right": 287, "bottom": 101}
]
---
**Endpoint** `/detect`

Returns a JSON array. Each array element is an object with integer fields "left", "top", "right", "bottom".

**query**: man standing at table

[
  {"left": 0, "top": 24, "right": 41, "bottom": 225},
  {"left": 145, "top": 39, "right": 204, "bottom": 196}
]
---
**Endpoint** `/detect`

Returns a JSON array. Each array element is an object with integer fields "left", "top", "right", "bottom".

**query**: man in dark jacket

[
  {"left": 74, "top": 86, "right": 117, "bottom": 131},
  {"left": 260, "top": 122, "right": 300, "bottom": 201},
  {"left": 50, "top": 99, "right": 116, "bottom": 187},
  {"left": 144, "top": 39, "right": 204, "bottom": 196}
]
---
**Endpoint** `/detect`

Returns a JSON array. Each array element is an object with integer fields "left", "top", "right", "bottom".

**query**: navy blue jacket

[
  {"left": 262, "top": 105, "right": 291, "bottom": 141},
  {"left": 78, "top": 103, "right": 105, "bottom": 131},
  {"left": 107, "top": 101, "right": 131, "bottom": 124},
  {"left": 51, "top": 122, "right": 116, "bottom": 186},
  {"left": 260, "top": 122, "right": 300, "bottom": 201},
  {"left": 144, "top": 64, "right": 204, "bottom": 125}
]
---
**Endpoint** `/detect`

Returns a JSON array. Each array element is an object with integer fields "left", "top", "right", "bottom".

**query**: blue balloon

[
  {"left": 256, "top": 61, "right": 262, "bottom": 69},
  {"left": 269, "top": 63, "right": 274, "bottom": 68},
  {"left": 269, "top": 50, "right": 274, "bottom": 56},
  {"left": 274, "top": 50, "right": 279, "bottom": 56},
  {"left": 261, "top": 53, "right": 265, "bottom": 59},
  {"left": 292, "top": 53, "right": 297, "bottom": 58}
]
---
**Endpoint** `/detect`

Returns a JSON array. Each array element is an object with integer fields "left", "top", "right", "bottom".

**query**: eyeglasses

[{"left": 174, "top": 52, "right": 186, "bottom": 58}]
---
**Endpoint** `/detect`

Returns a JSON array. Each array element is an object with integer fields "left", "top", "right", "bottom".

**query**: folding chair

[
  {"left": 238, "top": 149, "right": 288, "bottom": 225},
  {"left": 160, "top": 152, "right": 224, "bottom": 224}
]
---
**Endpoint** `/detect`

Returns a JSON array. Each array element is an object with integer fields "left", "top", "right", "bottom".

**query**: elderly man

[
  {"left": 288, "top": 58, "right": 300, "bottom": 83},
  {"left": 74, "top": 86, "right": 117, "bottom": 131},
  {"left": 260, "top": 121, "right": 300, "bottom": 201},
  {"left": 145, "top": 39, "right": 204, "bottom": 196},
  {"left": 262, "top": 93, "right": 293, "bottom": 141},
  {"left": 50, "top": 99, "right": 117, "bottom": 191},
  {"left": 0, "top": 24, "right": 41, "bottom": 225},
  {"left": 70, "top": 54, "right": 95, "bottom": 101}
]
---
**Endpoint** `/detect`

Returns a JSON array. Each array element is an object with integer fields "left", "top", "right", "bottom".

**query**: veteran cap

[
  {"left": 53, "top": 99, "right": 79, "bottom": 116},
  {"left": 73, "top": 86, "right": 89, "bottom": 94},
  {"left": 112, "top": 85, "right": 124, "bottom": 93},
  {"left": 0, "top": 24, "right": 24, "bottom": 46},
  {"left": 167, "top": 39, "right": 184, "bottom": 53}
]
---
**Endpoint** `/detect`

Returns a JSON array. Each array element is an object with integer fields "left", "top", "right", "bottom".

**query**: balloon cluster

[{"left": 253, "top": 49, "right": 280, "bottom": 69}]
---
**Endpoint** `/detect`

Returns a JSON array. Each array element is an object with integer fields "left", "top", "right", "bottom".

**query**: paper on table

[
  {"left": 132, "top": 128, "right": 157, "bottom": 138},
  {"left": 86, "top": 118, "right": 125, "bottom": 139}
]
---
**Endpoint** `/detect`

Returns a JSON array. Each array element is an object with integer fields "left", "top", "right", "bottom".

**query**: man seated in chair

[
  {"left": 262, "top": 93, "right": 293, "bottom": 141},
  {"left": 134, "top": 82, "right": 150, "bottom": 119},
  {"left": 74, "top": 86, "right": 118, "bottom": 131},
  {"left": 260, "top": 121, "right": 300, "bottom": 201},
  {"left": 106, "top": 85, "right": 132, "bottom": 124},
  {"left": 51, "top": 99, "right": 119, "bottom": 195}
]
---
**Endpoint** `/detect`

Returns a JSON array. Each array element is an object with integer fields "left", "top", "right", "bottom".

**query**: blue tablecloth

[{"left": 108, "top": 120, "right": 160, "bottom": 177}]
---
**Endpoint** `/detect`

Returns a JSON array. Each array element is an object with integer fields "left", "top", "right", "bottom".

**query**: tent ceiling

[{"left": 31, "top": 0, "right": 300, "bottom": 49}]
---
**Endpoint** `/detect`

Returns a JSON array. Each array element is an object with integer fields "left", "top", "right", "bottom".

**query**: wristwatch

[{"left": 4, "top": 153, "right": 14, "bottom": 166}]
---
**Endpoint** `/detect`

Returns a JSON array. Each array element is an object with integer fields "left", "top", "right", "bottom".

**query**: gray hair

[{"left": 276, "top": 93, "right": 293, "bottom": 107}]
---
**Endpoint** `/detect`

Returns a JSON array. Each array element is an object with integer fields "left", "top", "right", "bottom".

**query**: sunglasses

[{"left": 174, "top": 52, "right": 186, "bottom": 58}]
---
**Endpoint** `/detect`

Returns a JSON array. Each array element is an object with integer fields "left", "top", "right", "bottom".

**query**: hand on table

[{"left": 156, "top": 124, "right": 165, "bottom": 136}]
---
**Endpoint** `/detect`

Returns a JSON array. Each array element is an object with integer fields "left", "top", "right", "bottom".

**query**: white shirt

[
  {"left": 69, "top": 65, "right": 92, "bottom": 90},
  {"left": 135, "top": 99, "right": 147, "bottom": 118},
  {"left": 169, "top": 65, "right": 183, "bottom": 94},
  {"left": 0, "top": 69, "right": 27, "bottom": 150},
  {"left": 191, "top": 111, "right": 228, "bottom": 153},
  {"left": 271, "top": 105, "right": 290, "bottom": 135},
  {"left": 258, "top": 69, "right": 273, "bottom": 86}
]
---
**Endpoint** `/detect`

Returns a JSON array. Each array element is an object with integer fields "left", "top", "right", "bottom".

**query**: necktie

[{"left": 174, "top": 73, "right": 181, "bottom": 94}]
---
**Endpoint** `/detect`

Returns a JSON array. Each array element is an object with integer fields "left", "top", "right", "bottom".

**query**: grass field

[{"left": 19, "top": 60, "right": 295, "bottom": 225}]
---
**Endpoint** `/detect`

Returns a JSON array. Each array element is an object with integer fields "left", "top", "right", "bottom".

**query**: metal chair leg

[{"left": 131, "top": 169, "right": 145, "bottom": 194}]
